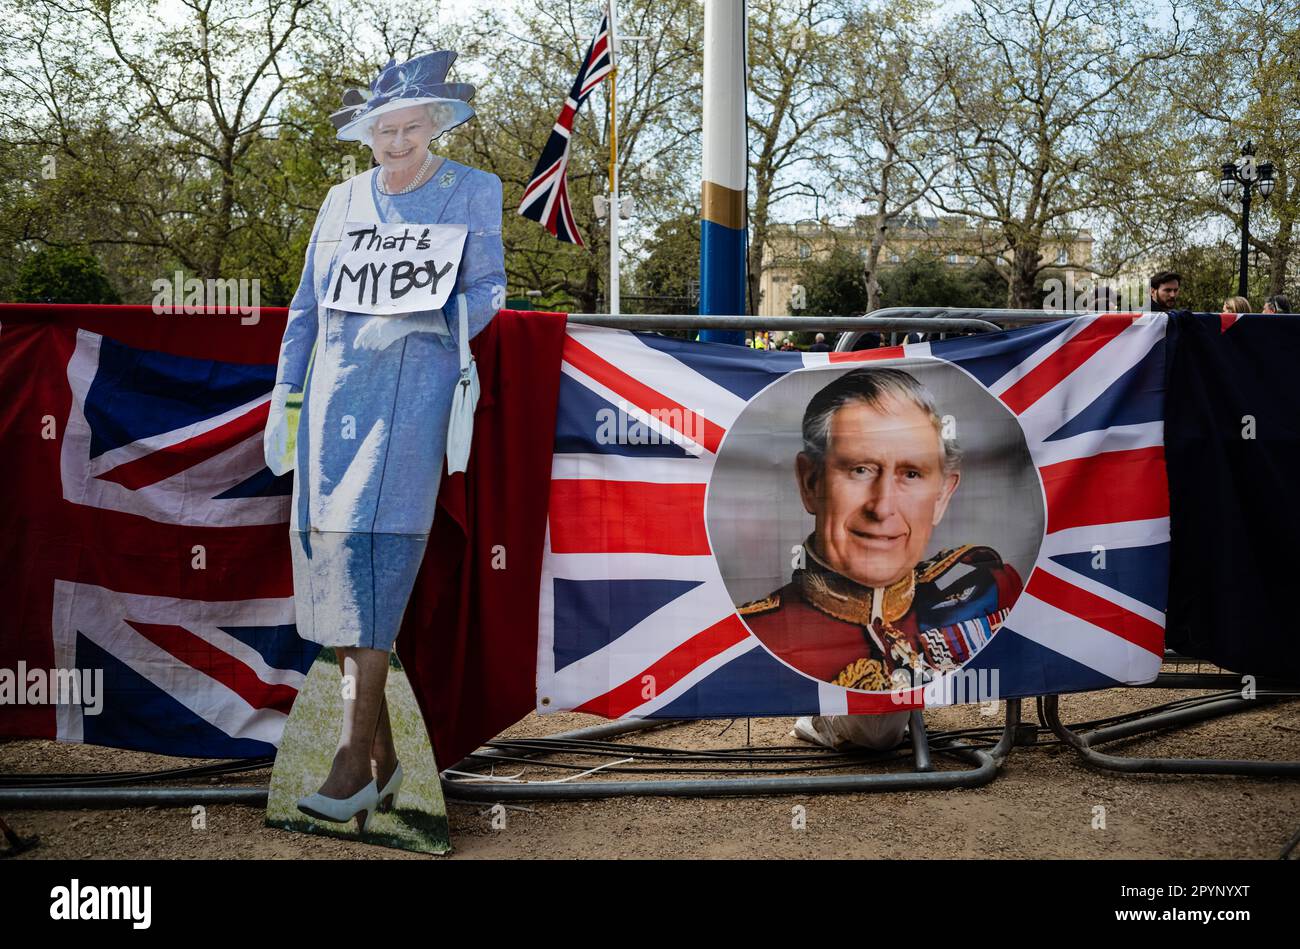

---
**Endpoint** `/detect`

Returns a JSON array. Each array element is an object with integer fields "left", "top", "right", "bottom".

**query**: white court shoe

[
  {"left": 297, "top": 779, "right": 380, "bottom": 833},
  {"left": 377, "top": 761, "right": 404, "bottom": 813}
]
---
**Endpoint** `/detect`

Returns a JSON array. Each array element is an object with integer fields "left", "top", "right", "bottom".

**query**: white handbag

[{"left": 445, "top": 293, "right": 480, "bottom": 474}]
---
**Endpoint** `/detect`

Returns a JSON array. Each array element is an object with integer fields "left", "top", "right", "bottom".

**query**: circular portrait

[{"left": 705, "top": 360, "right": 1044, "bottom": 692}]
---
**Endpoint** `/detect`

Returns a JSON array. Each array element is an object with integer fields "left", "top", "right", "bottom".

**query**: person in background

[
  {"left": 808, "top": 332, "right": 832, "bottom": 352},
  {"left": 1264, "top": 295, "right": 1292, "bottom": 314},
  {"left": 1222, "top": 296, "right": 1252, "bottom": 314},
  {"left": 1149, "top": 271, "right": 1181, "bottom": 311}
]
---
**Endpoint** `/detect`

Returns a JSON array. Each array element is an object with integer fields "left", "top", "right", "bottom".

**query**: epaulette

[
  {"left": 738, "top": 592, "right": 781, "bottom": 616},
  {"left": 916, "top": 544, "right": 976, "bottom": 584}
]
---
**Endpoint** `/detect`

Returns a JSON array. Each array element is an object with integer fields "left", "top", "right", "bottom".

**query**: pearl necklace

[{"left": 382, "top": 151, "right": 435, "bottom": 195}]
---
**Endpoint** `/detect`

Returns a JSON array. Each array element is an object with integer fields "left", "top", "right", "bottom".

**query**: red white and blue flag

[
  {"left": 0, "top": 312, "right": 315, "bottom": 757},
  {"left": 537, "top": 315, "right": 1170, "bottom": 718},
  {"left": 517, "top": 7, "right": 613, "bottom": 247}
]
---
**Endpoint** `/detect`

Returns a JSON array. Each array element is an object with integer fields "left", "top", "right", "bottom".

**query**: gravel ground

[{"left": 3, "top": 681, "right": 1298, "bottom": 860}]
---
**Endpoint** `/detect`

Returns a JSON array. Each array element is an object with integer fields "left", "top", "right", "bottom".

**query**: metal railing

[
  {"left": 439, "top": 703, "right": 1024, "bottom": 802},
  {"left": 567, "top": 306, "right": 1104, "bottom": 334},
  {"left": 1041, "top": 690, "right": 1300, "bottom": 777},
  {"left": 566, "top": 311, "right": 1006, "bottom": 334}
]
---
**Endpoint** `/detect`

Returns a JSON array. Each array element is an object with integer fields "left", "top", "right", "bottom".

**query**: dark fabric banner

[{"left": 1165, "top": 312, "right": 1300, "bottom": 679}]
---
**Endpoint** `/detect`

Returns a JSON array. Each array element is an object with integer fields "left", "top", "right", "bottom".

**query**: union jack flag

[
  {"left": 0, "top": 313, "right": 316, "bottom": 757},
  {"left": 517, "top": 7, "right": 613, "bottom": 247},
  {"left": 537, "top": 315, "right": 1170, "bottom": 718}
]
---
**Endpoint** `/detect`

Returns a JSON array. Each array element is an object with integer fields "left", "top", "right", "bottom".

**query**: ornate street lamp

[{"left": 1219, "top": 140, "right": 1275, "bottom": 298}]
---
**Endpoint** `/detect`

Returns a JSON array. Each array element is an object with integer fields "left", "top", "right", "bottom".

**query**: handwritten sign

[{"left": 326, "top": 222, "right": 468, "bottom": 315}]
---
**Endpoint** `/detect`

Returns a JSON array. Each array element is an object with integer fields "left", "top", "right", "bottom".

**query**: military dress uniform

[{"left": 741, "top": 537, "right": 1023, "bottom": 689}]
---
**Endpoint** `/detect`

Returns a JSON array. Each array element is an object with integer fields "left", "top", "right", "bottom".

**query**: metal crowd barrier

[
  {"left": 440, "top": 704, "right": 1024, "bottom": 802},
  {"left": 1039, "top": 648, "right": 1300, "bottom": 777},
  {"left": 1040, "top": 691, "right": 1300, "bottom": 777},
  {"left": 566, "top": 307, "right": 1098, "bottom": 334},
  {"left": 566, "top": 312, "right": 1005, "bottom": 334}
]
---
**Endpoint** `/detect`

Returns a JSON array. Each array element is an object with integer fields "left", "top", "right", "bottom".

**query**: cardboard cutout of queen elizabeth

[{"left": 263, "top": 50, "right": 504, "bottom": 850}]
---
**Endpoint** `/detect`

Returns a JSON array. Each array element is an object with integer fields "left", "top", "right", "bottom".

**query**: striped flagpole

[{"left": 698, "top": 0, "right": 748, "bottom": 344}]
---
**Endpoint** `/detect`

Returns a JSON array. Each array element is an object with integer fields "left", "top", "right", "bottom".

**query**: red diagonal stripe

[
  {"left": 125, "top": 620, "right": 297, "bottom": 713},
  {"left": 1039, "top": 446, "right": 1167, "bottom": 533},
  {"left": 554, "top": 174, "right": 583, "bottom": 247},
  {"left": 548, "top": 479, "right": 709, "bottom": 555},
  {"left": 828, "top": 345, "right": 906, "bottom": 363},
  {"left": 521, "top": 154, "right": 565, "bottom": 204},
  {"left": 574, "top": 614, "right": 751, "bottom": 717},
  {"left": 1027, "top": 569, "right": 1164, "bottom": 656},
  {"left": 1000, "top": 315, "right": 1139, "bottom": 414},
  {"left": 563, "top": 336, "right": 726, "bottom": 453},
  {"left": 96, "top": 401, "right": 269, "bottom": 490}
]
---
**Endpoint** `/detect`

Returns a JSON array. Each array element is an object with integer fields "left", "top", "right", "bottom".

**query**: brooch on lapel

[{"left": 438, "top": 169, "right": 456, "bottom": 189}]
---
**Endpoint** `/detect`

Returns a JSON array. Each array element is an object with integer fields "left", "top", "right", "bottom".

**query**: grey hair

[
  {"left": 801, "top": 367, "right": 962, "bottom": 475},
  {"left": 359, "top": 101, "right": 458, "bottom": 148}
]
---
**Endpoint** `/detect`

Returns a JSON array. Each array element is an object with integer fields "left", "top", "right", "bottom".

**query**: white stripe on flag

[
  {"left": 1039, "top": 517, "right": 1170, "bottom": 556},
  {"left": 568, "top": 326, "right": 751, "bottom": 428},
  {"left": 560, "top": 361, "right": 711, "bottom": 458},
  {"left": 1030, "top": 420, "right": 1164, "bottom": 469},
  {"left": 536, "top": 524, "right": 557, "bottom": 692},
  {"left": 542, "top": 579, "right": 736, "bottom": 711},
  {"left": 622, "top": 638, "right": 759, "bottom": 717},
  {"left": 550, "top": 452, "right": 711, "bottom": 484},
  {"left": 544, "top": 550, "right": 718, "bottom": 583},
  {"left": 988, "top": 316, "right": 1100, "bottom": 397},
  {"left": 1017, "top": 316, "right": 1164, "bottom": 448},
  {"left": 86, "top": 388, "right": 271, "bottom": 478},
  {"left": 817, "top": 680, "right": 849, "bottom": 716},
  {"left": 1003, "top": 592, "right": 1163, "bottom": 684},
  {"left": 101, "top": 620, "right": 288, "bottom": 744},
  {"left": 200, "top": 625, "right": 307, "bottom": 691},
  {"left": 53, "top": 581, "right": 291, "bottom": 746},
  {"left": 1035, "top": 558, "right": 1166, "bottom": 629}
]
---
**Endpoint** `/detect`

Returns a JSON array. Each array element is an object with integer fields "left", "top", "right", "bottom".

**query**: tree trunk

[
  {"left": 747, "top": 173, "right": 774, "bottom": 316},
  {"left": 746, "top": 217, "right": 765, "bottom": 316},
  {"left": 863, "top": 203, "right": 888, "bottom": 313},
  {"left": 206, "top": 148, "right": 236, "bottom": 281},
  {"left": 580, "top": 257, "right": 600, "bottom": 313},
  {"left": 1008, "top": 241, "right": 1041, "bottom": 309}
]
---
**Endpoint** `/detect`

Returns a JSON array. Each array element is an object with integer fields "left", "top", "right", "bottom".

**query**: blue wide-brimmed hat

[{"left": 331, "top": 50, "right": 476, "bottom": 142}]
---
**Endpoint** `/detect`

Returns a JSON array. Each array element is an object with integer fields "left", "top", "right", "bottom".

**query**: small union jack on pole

[{"left": 518, "top": 6, "right": 614, "bottom": 251}]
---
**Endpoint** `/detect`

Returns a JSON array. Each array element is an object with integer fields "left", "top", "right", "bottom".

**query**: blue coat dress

[{"left": 274, "top": 160, "right": 505, "bottom": 650}]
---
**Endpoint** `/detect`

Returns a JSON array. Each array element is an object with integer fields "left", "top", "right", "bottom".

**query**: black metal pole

[{"left": 1239, "top": 183, "right": 1252, "bottom": 298}]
